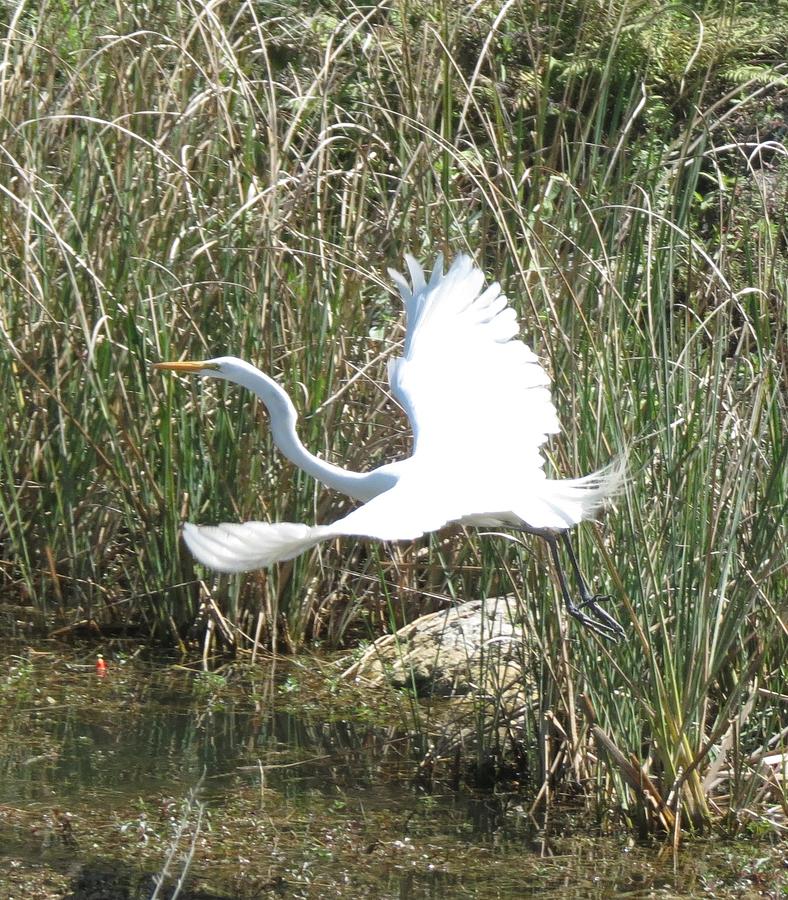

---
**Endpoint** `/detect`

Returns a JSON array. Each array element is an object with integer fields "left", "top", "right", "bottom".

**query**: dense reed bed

[{"left": 1, "top": 0, "right": 785, "bottom": 832}]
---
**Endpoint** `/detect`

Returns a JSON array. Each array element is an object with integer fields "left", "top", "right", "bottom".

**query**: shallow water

[{"left": 0, "top": 645, "right": 782, "bottom": 899}]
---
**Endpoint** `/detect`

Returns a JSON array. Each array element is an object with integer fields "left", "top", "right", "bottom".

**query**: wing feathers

[
  {"left": 183, "top": 521, "right": 325, "bottom": 573},
  {"left": 182, "top": 473, "right": 465, "bottom": 573},
  {"left": 404, "top": 254, "right": 426, "bottom": 294},
  {"left": 387, "top": 268, "right": 411, "bottom": 304},
  {"left": 387, "top": 253, "right": 560, "bottom": 466}
]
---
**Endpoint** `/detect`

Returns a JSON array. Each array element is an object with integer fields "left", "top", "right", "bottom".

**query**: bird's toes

[
  {"left": 576, "top": 593, "right": 626, "bottom": 639},
  {"left": 567, "top": 605, "right": 621, "bottom": 641},
  {"left": 579, "top": 592, "right": 613, "bottom": 610}
]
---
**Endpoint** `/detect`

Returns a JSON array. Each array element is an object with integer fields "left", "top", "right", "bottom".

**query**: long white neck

[{"left": 211, "top": 358, "right": 395, "bottom": 502}]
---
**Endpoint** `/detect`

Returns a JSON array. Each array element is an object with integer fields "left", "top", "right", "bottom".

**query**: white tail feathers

[
  {"left": 182, "top": 521, "right": 327, "bottom": 573},
  {"left": 566, "top": 454, "right": 627, "bottom": 513},
  {"left": 516, "top": 455, "right": 628, "bottom": 531}
]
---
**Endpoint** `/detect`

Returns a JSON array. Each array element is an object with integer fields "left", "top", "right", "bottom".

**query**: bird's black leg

[
  {"left": 560, "top": 532, "right": 625, "bottom": 639},
  {"left": 537, "top": 531, "right": 624, "bottom": 641}
]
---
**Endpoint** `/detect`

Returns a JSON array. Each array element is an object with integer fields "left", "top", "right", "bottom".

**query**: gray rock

[
  {"left": 344, "top": 597, "right": 539, "bottom": 762},
  {"left": 344, "top": 596, "right": 535, "bottom": 701}
]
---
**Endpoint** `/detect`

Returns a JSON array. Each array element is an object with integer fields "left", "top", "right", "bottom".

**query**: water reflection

[
  {"left": 0, "top": 650, "right": 769, "bottom": 899},
  {"left": 1, "top": 662, "right": 415, "bottom": 804}
]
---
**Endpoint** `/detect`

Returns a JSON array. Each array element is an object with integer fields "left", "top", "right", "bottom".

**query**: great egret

[{"left": 155, "top": 254, "right": 625, "bottom": 639}]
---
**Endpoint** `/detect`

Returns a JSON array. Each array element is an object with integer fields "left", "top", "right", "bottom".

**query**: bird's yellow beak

[{"left": 154, "top": 360, "right": 217, "bottom": 373}]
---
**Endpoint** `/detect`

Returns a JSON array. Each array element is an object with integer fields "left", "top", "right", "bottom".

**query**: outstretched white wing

[
  {"left": 387, "top": 254, "right": 560, "bottom": 477},
  {"left": 182, "top": 466, "right": 472, "bottom": 573}
]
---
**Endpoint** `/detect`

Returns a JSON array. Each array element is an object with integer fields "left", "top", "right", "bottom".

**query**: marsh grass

[{"left": 1, "top": 0, "right": 785, "bottom": 831}]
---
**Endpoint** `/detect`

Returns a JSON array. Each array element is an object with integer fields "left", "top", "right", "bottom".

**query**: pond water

[{"left": 0, "top": 644, "right": 781, "bottom": 898}]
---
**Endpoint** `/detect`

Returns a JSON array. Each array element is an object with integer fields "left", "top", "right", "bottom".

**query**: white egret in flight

[{"left": 155, "top": 254, "right": 625, "bottom": 639}]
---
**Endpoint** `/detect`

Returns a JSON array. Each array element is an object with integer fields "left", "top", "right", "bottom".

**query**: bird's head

[
  {"left": 154, "top": 356, "right": 286, "bottom": 408},
  {"left": 153, "top": 356, "right": 248, "bottom": 382}
]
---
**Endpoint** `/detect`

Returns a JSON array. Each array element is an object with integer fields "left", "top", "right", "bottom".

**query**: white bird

[{"left": 155, "top": 254, "right": 625, "bottom": 639}]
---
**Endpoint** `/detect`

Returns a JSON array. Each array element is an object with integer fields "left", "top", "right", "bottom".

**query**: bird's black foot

[
  {"left": 538, "top": 530, "right": 627, "bottom": 642},
  {"left": 569, "top": 593, "right": 625, "bottom": 641}
]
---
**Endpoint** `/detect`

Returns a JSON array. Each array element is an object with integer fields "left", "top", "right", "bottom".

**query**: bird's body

[{"left": 156, "top": 254, "right": 625, "bottom": 638}]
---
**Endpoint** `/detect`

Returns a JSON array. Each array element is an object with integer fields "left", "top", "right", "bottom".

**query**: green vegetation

[{"left": 0, "top": 0, "right": 785, "bottom": 835}]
